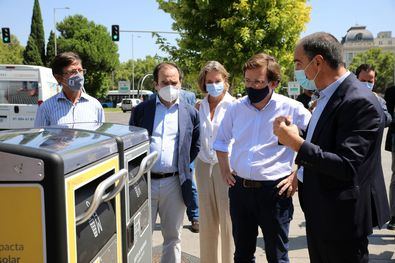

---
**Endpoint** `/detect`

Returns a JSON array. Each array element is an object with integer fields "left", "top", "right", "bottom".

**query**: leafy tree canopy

[
  {"left": 45, "top": 31, "right": 55, "bottom": 67},
  {"left": 57, "top": 15, "right": 119, "bottom": 97},
  {"left": 349, "top": 48, "right": 395, "bottom": 93},
  {"left": 114, "top": 55, "right": 160, "bottom": 92},
  {"left": 0, "top": 35, "right": 24, "bottom": 64},
  {"left": 156, "top": 0, "right": 311, "bottom": 96},
  {"left": 23, "top": 36, "right": 43, "bottom": 66},
  {"left": 28, "top": 0, "right": 46, "bottom": 63}
]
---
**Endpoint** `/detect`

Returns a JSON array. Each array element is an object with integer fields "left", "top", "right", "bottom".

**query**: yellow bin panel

[{"left": 0, "top": 184, "right": 45, "bottom": 262}]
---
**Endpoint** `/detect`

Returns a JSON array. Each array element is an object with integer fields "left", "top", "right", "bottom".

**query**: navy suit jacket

[
  {"left": 296, "top": 73, "right": 390, "bottom": 240},
  {"left": 129, "top": 96, "right": 200, "bottom": 206}
]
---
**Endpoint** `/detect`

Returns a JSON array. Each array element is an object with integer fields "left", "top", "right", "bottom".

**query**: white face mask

[{"left": 158, "top": 85, "right": 180, "bottom": 102}]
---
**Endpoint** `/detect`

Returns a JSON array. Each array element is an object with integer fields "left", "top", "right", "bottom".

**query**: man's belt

[{"left": 151, "top": 172, "right": 179, "bottom": 179}]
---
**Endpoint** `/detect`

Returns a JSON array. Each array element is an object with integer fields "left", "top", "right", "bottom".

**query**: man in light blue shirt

[
  {"left": 214, "top": 53, "right": 310, "bottom": 263},
  {"left": 34, "top": 52, "right": 104, "bottom": 127},
  {"left": 130, "top": 62, "right": 200, "bottom": 263}
]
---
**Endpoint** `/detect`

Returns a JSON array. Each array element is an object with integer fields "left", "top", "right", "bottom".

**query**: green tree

[
  {"left": 23, "top": 36, "right": 43, "bottom": 65},
  {"left": 24, "top": 0, "right": 45, "bottom": 65},
  {"left": 57, "top": 15, "right": 119, "bottom": 97},
  {"left": 115, "top": 55, "right": 160, "bottom": 92},
  {"left": 156, "top": 0, "right": 311, "bottom": 95},
  {"left": 349, "top": 48, "right": 395, "bottom": 93},
  {"left": 0, "top": 35, "right": 24, "bottom": 64},
  {"left": 45, "top": 31, "right": 55, "bottom": 67}
]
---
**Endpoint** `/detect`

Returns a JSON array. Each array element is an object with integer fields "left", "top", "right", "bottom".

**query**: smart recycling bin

[
  {"left": 58, "top": 123, "right": 158, "bottom": 263},
  {"left": 0, "top": 127, "right": 127, "bottom": 263}
]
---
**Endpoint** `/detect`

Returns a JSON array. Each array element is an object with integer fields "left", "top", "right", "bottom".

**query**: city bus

[
  {"left": 103, "top": 89, "right": 153, "bottom": 107},
  {"left": 0, "top": 65, "right": 59, "bottom": 129}
]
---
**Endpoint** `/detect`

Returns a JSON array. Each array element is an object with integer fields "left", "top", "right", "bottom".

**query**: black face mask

[{"left": 246, "top": 86, "right": 270, "bottom": 103}]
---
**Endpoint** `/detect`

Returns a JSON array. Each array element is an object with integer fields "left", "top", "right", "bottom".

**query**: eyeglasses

[
  {"left": 62, "top": 68, "right": 87, "bottom": 76},
  {"left": 244, "top": 79, "right": 267, "bottom": 87}
]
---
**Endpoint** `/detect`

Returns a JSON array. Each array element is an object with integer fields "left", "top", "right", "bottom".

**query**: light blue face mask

[
  {"left": 362, "top": 81, "right": 374, "bottom": 90},
  {"left": 67, "top": 73, "right": 84, "bottom": 91},
  {"left": 206, "top": 82, "right": 225, "bottom": 97},
  {"left": 294, "top": 59, "right": 320, "bottom": 91}
]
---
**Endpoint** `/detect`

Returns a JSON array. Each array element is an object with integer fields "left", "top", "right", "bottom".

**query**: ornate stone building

[{"left": 341, "top": 25, "right": 395, "bottom": 66}]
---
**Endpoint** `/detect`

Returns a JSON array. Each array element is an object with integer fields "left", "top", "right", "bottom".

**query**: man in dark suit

[
  {"left": 384, "top": 85, "right": 395, "bottom": 230},
  {"left": 273, "top": 32, "right": 390, "bottom": 263},
  {"left": 130, "top": 62, "right": 200, "bottom": 262}
]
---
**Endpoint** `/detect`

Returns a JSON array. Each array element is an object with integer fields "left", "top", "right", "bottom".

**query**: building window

[
  {"left": 379, "top": 41, "right": 383, "bottom": 45},
  {"left": 355, "top": 33, "right": 363, "bottom": 41}
]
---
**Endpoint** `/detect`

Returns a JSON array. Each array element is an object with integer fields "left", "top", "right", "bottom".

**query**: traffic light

[
  {"left": 1, "top": 27, "right": 11, "bottom": 44},
  {"left": 111, "top": 25, "right": 119, "bottom": 41}
]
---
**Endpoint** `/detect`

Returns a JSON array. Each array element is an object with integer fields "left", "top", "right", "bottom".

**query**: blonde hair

[{"left": 198, "top": 61, "right": 230, "bottom": 93}]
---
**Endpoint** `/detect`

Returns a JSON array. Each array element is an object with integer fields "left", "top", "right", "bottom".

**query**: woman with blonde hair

[{"left": 195, "top": 61, "right": 235, "bottom": 263}]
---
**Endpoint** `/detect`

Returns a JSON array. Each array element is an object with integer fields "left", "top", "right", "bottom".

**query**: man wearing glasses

[
  {"left": 214, "top": 53, "right": 311, "bottom": 263},
  {"left": 34, "top": 52, "right": 105, "bottom": 127}
]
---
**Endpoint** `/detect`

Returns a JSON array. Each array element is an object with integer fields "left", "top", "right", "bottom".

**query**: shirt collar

[
  {"left": 319, "top": 71, "right": 350, "bottom": 99},
  {"left": 155, "top": 94, "right": 180, "bottom": 107},
  {"left": 57, "top": 91, "right": 90, "bottom": 102}
]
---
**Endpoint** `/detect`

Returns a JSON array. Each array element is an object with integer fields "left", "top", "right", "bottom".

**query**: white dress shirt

[
  {"left": 214, "top": 93, "right": 311, "bottom": 181},
  {"left": 197, "top": 92, "right": 234, "bottom": 164},
  {"left": 150, "top": 96, "right": 179, "bottom": 173}
]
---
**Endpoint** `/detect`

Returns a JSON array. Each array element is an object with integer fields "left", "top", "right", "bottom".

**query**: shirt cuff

[{"left": 213, "top": 140, "right": 229, "bottom": 153}]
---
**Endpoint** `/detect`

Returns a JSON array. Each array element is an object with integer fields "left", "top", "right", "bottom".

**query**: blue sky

[{"left": 1, "top": 0, "right": 395, "bottom": 62}]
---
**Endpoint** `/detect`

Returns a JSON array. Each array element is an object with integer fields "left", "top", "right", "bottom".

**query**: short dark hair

[
  {"left": 51, "top": 52, "right": 82, "bottom": 75},
  {"left": 243, "top": 53, "right": 281, "bottom": 83},
  {"left": 153, "top": 62, "right": 183, "bottom": 83},
  {"left": 356, "top": 64, "right": 376, "bottom": 78},
  {"left": 299, "top": 32, "right": 344, "bottom": 69}
]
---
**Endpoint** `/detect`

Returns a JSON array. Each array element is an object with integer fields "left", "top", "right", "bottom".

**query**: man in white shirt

[{"left": 214, "top": 53, "right": 311, "bottom": 263}]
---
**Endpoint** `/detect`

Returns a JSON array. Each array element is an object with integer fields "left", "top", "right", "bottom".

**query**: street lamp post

[
  {"left": 131, "top": 34, "right": 141, "bottom": 98},
  {"left": 53, "top": 7, "right": 70, "bottom": 56},
  {"left": 139, "top": 73, "right": 153, "bottom": 96}
]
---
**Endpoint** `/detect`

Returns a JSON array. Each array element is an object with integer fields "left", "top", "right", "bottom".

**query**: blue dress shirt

[
  {"left": 34, "top": 91, "right": 105, "bottom": 127},
  {"left": 297, "top": 71, "right": 351, "bottom": 182},
  {"left": 150, "top": 96, "right": 180, "bottom": 173}
]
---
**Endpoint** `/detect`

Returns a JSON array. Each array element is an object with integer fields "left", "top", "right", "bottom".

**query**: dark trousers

[
  {"left": 229, "top": 176, "right": 293, "bottom": 263},
  {"left": 306, "top": 226, "right": 369, "bottom": 263},
  {"left": 186, "top": 162, "right": 199, "bottom": 222}
]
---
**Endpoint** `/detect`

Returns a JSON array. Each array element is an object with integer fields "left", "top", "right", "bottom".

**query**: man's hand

[
  {"left": 276, "top": 170, "right": 298, "bottom": 198},
  {"left": 222, "top": 170, "right": 236, "bottom": 187},
  {"left": 216, "top": 150, "right": 236, "bottom": 187},
  {"left": 273, "top": 116, "right": 304, "bottom": 152}
]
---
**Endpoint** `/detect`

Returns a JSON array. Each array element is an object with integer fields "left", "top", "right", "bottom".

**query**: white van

[
  {"left": 121, "top": 98, "right": 141, "bottom": 112},
  {"left": 0, "top": 65, "right": 59, "bottom": 129}
]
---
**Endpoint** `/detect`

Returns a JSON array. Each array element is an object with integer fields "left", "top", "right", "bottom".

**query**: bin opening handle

[
  {"left": 75, "top": 168, "right": 127, "bottom": 226},
  {"left": 130, "top": 151, "right": 158, "bottom": 185}
]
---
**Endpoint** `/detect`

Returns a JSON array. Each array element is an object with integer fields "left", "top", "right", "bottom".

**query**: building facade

[{"left": 342, "top": 26, "right": 395, "bottom": 66}]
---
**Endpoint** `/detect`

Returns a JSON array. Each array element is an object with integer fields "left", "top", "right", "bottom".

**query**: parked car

[{"left": 121, "top": 98, "right": 141, "bottom": 112}]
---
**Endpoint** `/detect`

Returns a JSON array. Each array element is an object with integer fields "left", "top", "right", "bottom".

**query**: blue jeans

[{"left": 186, "top": 162, "right": 199, "bottom": 222}]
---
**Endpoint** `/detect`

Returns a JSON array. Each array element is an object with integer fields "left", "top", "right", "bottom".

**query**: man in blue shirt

[
  {"left": 130, "top": 62, "right": 200, "bottom": 262},
  {"left": 34, "top": 52, "right": 104, "bottom": 127}
]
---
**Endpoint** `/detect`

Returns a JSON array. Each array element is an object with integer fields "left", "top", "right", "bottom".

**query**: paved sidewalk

[
  {"left": 152, "top": 132, "right": 395, "bottom": 262},
  {"left": 153, "top": 194, "right": 395, "bottom": 262}
]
